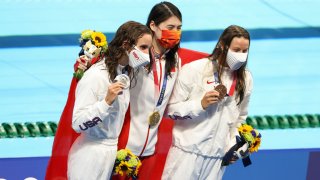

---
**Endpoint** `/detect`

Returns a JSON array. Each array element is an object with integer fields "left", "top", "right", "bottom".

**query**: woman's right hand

[
  {"left": 77, "top": 55, "right": 90, "bottom": 71},
  {"left": 105, "top": 82, "right": 125, "bottom": 105},
  {"left": 201, "top": 90, "right": 220, "bottom": 109}
]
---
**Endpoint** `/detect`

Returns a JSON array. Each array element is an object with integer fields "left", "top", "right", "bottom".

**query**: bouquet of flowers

[
  {"left": 113, "top": 149, "right": 142, "bottom": 179},
  {"left": 74, "top": 29, "right": 108, "bottom": 80},
  {"left": 222, "top": 124, "right": 261, "bottom": 167},
  {"left": 238, "top": 124, "right": 261, "bottom": 153}
]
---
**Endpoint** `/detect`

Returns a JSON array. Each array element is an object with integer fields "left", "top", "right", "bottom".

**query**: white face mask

[
  {"left": 226, "top": 49, "right": 248, "bottom": 70},
  {"left": 127, "top": 46, "right": 150, "bottom": 68}
]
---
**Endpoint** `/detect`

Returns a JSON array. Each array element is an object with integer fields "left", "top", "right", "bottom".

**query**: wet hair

[
  {"left": 105, "top": 21, "right": 152, "bottom": 83},
  {"left": 146, "top": 1, "right": 182, "bottom": 77},
  {"left": 209, "top": 25, "right": 251, "bottom": 105}
]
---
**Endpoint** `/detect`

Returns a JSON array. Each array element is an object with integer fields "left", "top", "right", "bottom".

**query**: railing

[{"left": 0, "top": 114, "right": 319, "bottom": 138}]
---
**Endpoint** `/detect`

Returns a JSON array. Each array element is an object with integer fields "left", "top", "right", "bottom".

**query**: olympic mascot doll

[{"left": 74, "top": 30, "right": 108, "bottom": 80}]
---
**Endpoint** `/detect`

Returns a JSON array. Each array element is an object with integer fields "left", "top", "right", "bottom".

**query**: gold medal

[
  {"left": 148, "top": 111, "right": 161, "bottom": 127},
  {"left": 214, "top": 84, "right": 227, "bottom": 99}
]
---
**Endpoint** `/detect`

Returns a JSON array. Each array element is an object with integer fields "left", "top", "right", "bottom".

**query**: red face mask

[{"left": 157, "top": 30, "right": 181, "bottom": 49}]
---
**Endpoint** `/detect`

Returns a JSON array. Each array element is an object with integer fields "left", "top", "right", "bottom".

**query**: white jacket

[
  {"left": 167, "top": 58, "right": 253, "bottom": 157},
  {"left": 72, "top": 61, "right": 130, "bottom": 146},
  {"left": 125, "top": 55, "right": 180, "bottom": 156}
]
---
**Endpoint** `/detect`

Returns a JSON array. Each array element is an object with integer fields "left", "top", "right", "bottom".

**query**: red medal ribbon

[{"left": 228, "top": 72, "right": 237, "bottom": 96}]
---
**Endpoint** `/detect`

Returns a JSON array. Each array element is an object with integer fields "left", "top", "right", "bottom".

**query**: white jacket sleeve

[
  {"left": 166, "top": 64, "right": 205, "bottom": 120},
  {"left": 72, "top": 70, "right": 117, "bottom": 133}
]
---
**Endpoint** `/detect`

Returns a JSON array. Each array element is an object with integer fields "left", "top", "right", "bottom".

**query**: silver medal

[{"left": 114, "top": 74, "right": 130, "bottom": 89}]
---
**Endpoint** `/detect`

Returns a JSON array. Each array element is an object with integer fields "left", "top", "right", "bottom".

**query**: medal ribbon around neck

[
  {"left": 151, "top": 48, "right": 168, "bottom": 109},
  {"left": 138, "top": 49, "right": 168, "bottom": 156},
  {"left": 145, "top": 48, "right": 168, "bottom": 128}
]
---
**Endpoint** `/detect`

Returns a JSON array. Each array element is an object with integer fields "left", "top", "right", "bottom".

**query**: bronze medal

[
  {"left": 148, "top": 111, "right": 161, "bottom": 127},
  {"left": 214, "top": 84, "right": 227, "bottom": 99}
]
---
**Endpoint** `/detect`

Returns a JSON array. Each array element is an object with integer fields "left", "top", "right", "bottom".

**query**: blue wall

[{"left": 0, "top": 149, "right": 319, "bottom": 180}]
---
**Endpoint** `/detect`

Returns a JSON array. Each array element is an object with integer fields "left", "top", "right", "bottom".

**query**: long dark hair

[
  {"left": 209, "top": 25, "right": 251, "bottom": 105},
  {"left": 146, "top": 1, "right": 182, "bottom": 77},
  {"left": 105, "top": 21, "right": 152, "bottom": 83}
]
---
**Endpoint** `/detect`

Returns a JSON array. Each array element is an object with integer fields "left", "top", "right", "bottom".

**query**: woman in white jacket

[
  {"left": 162, "top": 25, "right": 253, "bottom": 180},
  {"left": 67, "top": 21, "right": 152, "bottom": 180}
]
